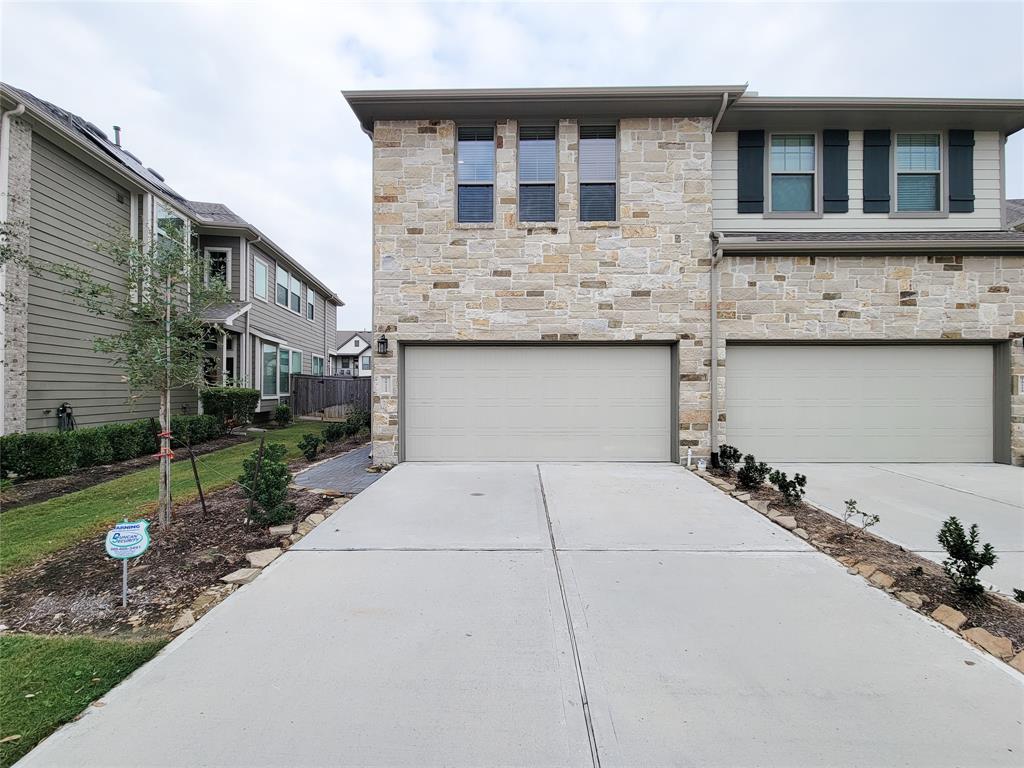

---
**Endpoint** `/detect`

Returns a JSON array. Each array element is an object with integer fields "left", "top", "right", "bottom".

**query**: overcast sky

[{"left": 3, "top": 1, "right": 1022, "bottom": 329}]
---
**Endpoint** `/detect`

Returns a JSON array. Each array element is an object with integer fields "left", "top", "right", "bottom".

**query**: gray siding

[{"left": 26, "top": 136, "right": 195, "bottom": 431}]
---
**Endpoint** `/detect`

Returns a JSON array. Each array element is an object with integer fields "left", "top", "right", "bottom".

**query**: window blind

[
  {"left": 519, "top": 125, "right": 556, "bottom": 221},
  {"left": 457, "top": 126, "right": 495, "bottom": 222}
]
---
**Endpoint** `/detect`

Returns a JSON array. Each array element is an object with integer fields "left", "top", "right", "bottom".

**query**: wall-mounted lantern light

[{"left": 377, "top": 334, "right": 389, "bottom": 356}]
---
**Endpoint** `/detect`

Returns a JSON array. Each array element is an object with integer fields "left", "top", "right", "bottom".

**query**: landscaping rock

[
  {"left": 305, "top": 513, "right": 326, "bottom": 526},
  {"left": 775, "top": 516, "right": 797, "bottom": 531},
  {"left": 221, "top": 568, "right": 260, "bottom": 586},
  {"left": 896, "top": 591, "right": 924, "bottom": 610},
  {"left": 190, "top": 585, "right": 234, "bottom": 615},
  {"left": 962, "top": 628, "right": 1014, "bottom": 660},
  {"left": 854, "top": 562, "right": 877, "bottom": 579},
  {"left": 767, "top": 510, "right": 782, "bottom": 521},
  {"left": 747, "top": 499, "right": 770, "bottom": 515},
  {"left": 731, "top": 491, "right": 751, "bottom": 502},
  {"left": 869, "top": 571, "right": 895, "bottom": 589},
  {"left": 245, "top": 548, "right": 282, "bottom": 569},
  {"left": 1009, "top": 651, "right": 1024, "bottom": 674},
  {"left": 846, "top": 567, "right": 859, "bottom": 575},
  {"left": 931, "top": 604, "right": 967, "bottom": 632},
  {"left": 170, "top": 610, "right": 195, "bottom": 633},
  {"left": 793, "top": 528, "right": 809, "bottom": 540},
  {"left": 268, "top": 524, "right": 294, "bottom": 538},
  {"left": 296, "top": 521, "right": 314, "bottom": 536},
  {"left": 286, "top": 532, "right": 303, "bottom": 545},
  {"left": 837, "top": 556, "right": 857, "bottom": 567}
]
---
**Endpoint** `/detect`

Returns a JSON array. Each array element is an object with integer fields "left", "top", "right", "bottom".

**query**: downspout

[
  {"left": 0, "top": 102, "right": 27, "bottom": 436},
  {"left": 709, "top": 231, "right": 723, "bottom": 466}
]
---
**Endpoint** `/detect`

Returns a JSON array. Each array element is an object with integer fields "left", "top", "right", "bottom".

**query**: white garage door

[
  {"left": 403, "top": 345, "right": 671, "bottom": 461},
  {"left": 726, "top": 344, "right": 993, "bottom": 462}
]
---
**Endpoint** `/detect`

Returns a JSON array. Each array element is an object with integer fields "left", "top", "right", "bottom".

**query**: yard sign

[{"left": 105, "top": 520, "right": 151, "bottom": 607}]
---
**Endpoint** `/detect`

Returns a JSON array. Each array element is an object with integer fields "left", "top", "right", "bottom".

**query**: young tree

[{"left": 54, "top": 227, "right": 229, "bottom": 527}]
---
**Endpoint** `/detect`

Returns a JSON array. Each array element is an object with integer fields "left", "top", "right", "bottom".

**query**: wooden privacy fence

[{"left": 290, "top": 375, "right": 371, "bottom": 417}]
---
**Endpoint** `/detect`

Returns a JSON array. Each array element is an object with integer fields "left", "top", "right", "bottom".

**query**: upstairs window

[
  {"left": 204, "top": 248, "right": 229, "bottom": 287},
  {"left": 457, "top": 125, "right": 495, "bottom": 223},
  {"left": 770, "top": 134, "right": 816, "bottom": 212},
  {"left": 290, "top": 278, "right": 302, "bottom": 314},
  {"left": 896, "top": 133, "right": 941, "bottom": 212},
  {"left": 579, "top": 124, "right": 617, "bottom": 221},
  {"left": 253, "top": 256, "right": 268, "bottom": 301},
  {"left": 306, "top": 287, "right": 315, "bottom": 321},
  {"left": 518, "top": 125, "right": 557, "bottom": 222},
  {"left": 276, "top": 265, "right": 289, "bottom": 306}
]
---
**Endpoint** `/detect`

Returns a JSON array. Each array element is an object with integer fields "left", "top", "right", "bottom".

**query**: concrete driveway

[
  {"left": 778, "top": 463, "right": 1024, "bottom": 594},
  {"left": 19, "top": 463, "right": 1024, "bottom": 767}
]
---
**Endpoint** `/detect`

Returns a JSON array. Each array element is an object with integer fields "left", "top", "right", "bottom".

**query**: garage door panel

[
  {"left": 725, "top": 345, "right": 992, "bottom": 462},
  {"left": 404, "top": 345, "right": 671, "bottom": 461}
]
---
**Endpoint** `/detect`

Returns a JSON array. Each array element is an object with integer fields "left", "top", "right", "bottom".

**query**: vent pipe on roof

[{"left": 113, "top": 125, "right": 121, "bottom": 147}]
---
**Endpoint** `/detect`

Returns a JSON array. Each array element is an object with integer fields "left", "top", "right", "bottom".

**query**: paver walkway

[
  {"left": 19, "top": 463, "right": 1024, "bottom": 767},
  {"left": 292, "top": 443, "right": 381, "bottom": 494}
]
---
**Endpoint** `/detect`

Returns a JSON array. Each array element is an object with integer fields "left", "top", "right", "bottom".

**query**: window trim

[
  {"left": 517, "top": 122, "right": 558, "bottom": 224},
  {"left": 765, "top": 131, "right": 821, "bottom": 217},
  {"left": 252, "top": 255, "right": 269, "bottom": 302},
  {"left": 891, "top": 130, "right": 947, "bottom": 217},
  {"left": 577, "top": 121, "right": 620, "bottom": 223},
  {"left": 455, "top": 122, "right": 496, "bottom": 224},
  {"left": 202, "top": 247, "right": 231, "bottom": 289},
  {"left": 312, "top": 354, "right": 325, "bottom": 376}
]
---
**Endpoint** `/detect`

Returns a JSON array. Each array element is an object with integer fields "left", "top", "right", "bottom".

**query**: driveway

[
  {"left": 778, "top": 463, "right": 1024, "bottom": 594},
  {"left": 19, "top": 464, "right": 1024, "bottom": 767}
]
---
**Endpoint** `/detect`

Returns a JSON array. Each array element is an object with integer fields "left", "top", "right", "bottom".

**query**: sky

[{"left": 2, "top": 1, "right": 1022, "bottom": 330}]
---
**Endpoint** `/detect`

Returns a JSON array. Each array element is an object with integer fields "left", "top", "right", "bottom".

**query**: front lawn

[
  {"left": 0, "top": 422, "right": 324, "bottom": 572},
  {"left": 0, "top": 634, "right": 167, "bottom": 767}
]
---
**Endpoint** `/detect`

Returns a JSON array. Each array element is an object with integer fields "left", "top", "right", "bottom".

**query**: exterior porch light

[{"left": 377, "top": 334, "right": 389, "bottom": 356}]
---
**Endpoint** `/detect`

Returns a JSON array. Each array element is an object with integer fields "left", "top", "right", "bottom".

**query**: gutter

[{"left": 0, "top": 101, "right": 26, "bottom": 436}]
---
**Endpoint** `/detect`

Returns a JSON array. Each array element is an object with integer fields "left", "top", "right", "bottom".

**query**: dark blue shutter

[
  {"left": 737, "top": 130, "right": 764, "bottom": 213},
  {"left": 822, "top": 130, "right": 849, "bottom": 213},
  {"left": 863, "top": 129, "right": 891, "bottom": 213},
  {"left": 948, "top": 130, "right": 975, "bottom": 213}
]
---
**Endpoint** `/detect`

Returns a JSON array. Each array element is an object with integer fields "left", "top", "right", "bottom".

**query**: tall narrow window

[
  {"left": 312, "top": 355, "right": 324, "bottom": 376},
  {"left": 275, "top": 266, "right": 289, "bottom": 306},
  {"left": 204, "top": 249, "right": 229, "bottom": 286},
  {"left": 290, "top": 277, "right": 301, "bottom": 313},
  {"left": 770, "top": 134, "right": 816, "bottom": 212},
  {"left": 253, "top": 257, "right": 268, "bottom": 301},
  {"left": 278, "top": 348, "right": 291, "bottom": 393},
  {"left": 579, "top": 125, "right": 617, "bottom": 221},
  {"left": 262, "top": 343, "right": 278, "bottom": 396},
  {"left": 519, "top": 125, "right": 556, "bottom": 221},
  {"left": 896, "top": 133, "right": 941, "bottom": 212},
  {"left": 306, "top": 287, "right": 315, "bottom": 321},
  {"left": 457, "top": 125, "right": 494, "bottom": 223}
]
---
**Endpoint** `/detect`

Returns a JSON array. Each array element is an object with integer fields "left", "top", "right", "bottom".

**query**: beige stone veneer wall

[
  {"left": 371, "top": 117, "right": 715, "bottom": 464},
  {"left": 717, "top": 254, "right": 1024, "bottom": 464}
]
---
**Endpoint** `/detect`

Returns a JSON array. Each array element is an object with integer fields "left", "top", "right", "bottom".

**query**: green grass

[
  {"left": 0, "top": 422, "right": 325, "bottom": 572},
  {"left": 0, "top": 634, "right": 167, "bottom": 767}
]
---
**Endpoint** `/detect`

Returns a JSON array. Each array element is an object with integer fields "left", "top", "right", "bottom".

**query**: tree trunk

[{"left": 158, "top": 275, "right": 173, "bottom": 528}]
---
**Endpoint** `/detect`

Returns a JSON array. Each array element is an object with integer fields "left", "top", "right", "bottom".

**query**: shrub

[
  {"left": 736, "top": 454, "right": 771, "bottom": 490},
  {"left": 102, "top": 422, "right": 147, "bottom": 462},
  {"left": 141, "top": 418, "right": 161, "bottom": 454},
  {"left": 273, "top": 403, "right": 292, "bottom": 426},
  {"left": 1014, "top": 589, "right": 1024, "bottom": 604},
  {"left": 841, "top": 498, "right": 879, "bottom": 536},
  {"left": 768, "top": 469, "right": 806, "bottom": 506},
  {"left": 937, "top": 517, "right": 997, "bottom": 600},
  {"left": 170, "top": 414, "right": 221, "bottom": 448},
  {"left": 322, "top": 421, "right": 347, "bottom": 443},
  {"left": 717, "top": 444, "right": 742, "bottom": 475},
  {"left": 0, "top": 432, "right": 78, "bottom": 479},
  {"left": 239, "top": 442, "right": 293, "bottom": 526},
  {"left": 200, "top": 387, "right": 260, "bottom": 432},
  {"left": 70, "top": 428, "right": 114, "bottom": 468},
  {"left": 298, "top": 434, "right": 324, "bottom": 462}
]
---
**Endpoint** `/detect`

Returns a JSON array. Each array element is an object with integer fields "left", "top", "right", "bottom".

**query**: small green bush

[
  {"left": 102, "top": 422, "right": 146, "bottom": 462},
  {"left": 239, "top": 442, "right": 294, "bottom": 526},
  {"left": 200, "top": 387, "right": 260, "bottom": 432},
  {"left": 70, "top": 428, "right": 114, "bottom": 468},
  {"left": 1013, "top": 588, "right": 1024, "bottom": 604},
  {"left": 322, "top": 421, "right": 347, "bottom": 443},
  {"left": 170, "top": 414, "right": 222, "bottom": 447},
  {"left": 273, "top": 403, "right": 292, "bottom": 426},
  {"left": 0, "top": 432, "right": 78, "bottom": 479},
  {"left": 298, "top": 434, "right": 324, "bottom": 462},
  {"left": 717, "top": 444, "right": 742, "bottom": 475},
  {"left": 768, "top": 469, "right": 806, "bottom": 505},
  {"left": 736, "top": 454, "right": 771, "bottom": 490},
  {"left": 937, "top": 517, "right": 997, "bottom": 600}
]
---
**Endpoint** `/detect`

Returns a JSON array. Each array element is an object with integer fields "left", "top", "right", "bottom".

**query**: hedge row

[{"left": 0, "top": 414, "right": 223, "bottom": 481}]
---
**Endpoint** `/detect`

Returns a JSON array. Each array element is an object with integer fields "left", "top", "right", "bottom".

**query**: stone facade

[
  {"left": 372, "top": 117, "right": 714, "bottom": 464},
  {"left": 2, "top": 117, "right": 30, "bottom": 434},
  {"left": 717, "top": 254, "right": 1024, "bottom": 464}
]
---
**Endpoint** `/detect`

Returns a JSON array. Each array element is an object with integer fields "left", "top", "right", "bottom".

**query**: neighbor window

[
  {"left": 896, "top": 133, "right": 941, "bottom": 212},
  {"left": 456, "top": 125, "right": 495, "bottom": 223},
  {"left": 156, "top": 202, "right": 186, "bottom": 251},
  {"left": 204, "top": 248, "right": 229, "bottom": 287},
  {"left": 278, "top": 348, "right": 291, "bottom": 394},
  {"left": 253, "top": 257, "right": 268, "bottom": 300},
  {"left": 518, "top": 125, "right": 557, "bottom": 221},
  {"left": 261, "top": 342, "right": 278, "bottom": 396},
  {"left": 312, "top": 355, "right": 324, "bottom": 376},
  {"left": 276, "top": 266, "right": 289, "bottom": 306},
  {"left": 770, "top": 134, "right": 816, "bottom": 212},
  {"left": 306, "top": 287, "right": 315, "bottom": 321},
  {"left": 361, "top": 355, "right": 371, "bottom": 371},
  {"left": 290, "top": 278, "right": 302, "bottom": 314},
  {"left": 579, "top": 124, "right": 617, "bottom": 221}
]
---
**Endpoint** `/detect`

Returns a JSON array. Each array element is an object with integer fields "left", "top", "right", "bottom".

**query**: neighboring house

[
  {"left": 1007, "top": 198, "right": 1024, "bottom": 231},
  {"left": 0, "top": 84, "right": 343, "bottom": 433},
  {"left": 330, "top": 330, "right": 372, "bottom": 377},
  {"left": 346, "top": 85, "right": 1024, "bottom": 466}
]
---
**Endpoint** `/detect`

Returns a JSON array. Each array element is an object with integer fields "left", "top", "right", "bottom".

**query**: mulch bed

[
  {"left": 709, "top": 469, "right": 1024, "bottom": 656},
  {"left": 0, "top": 433, "right": 249, "bottom": 512}
]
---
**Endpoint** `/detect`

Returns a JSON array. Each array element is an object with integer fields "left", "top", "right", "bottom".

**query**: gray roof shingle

[{"left": 1006, "top": 199, "right": 1024, "bottom": 231}]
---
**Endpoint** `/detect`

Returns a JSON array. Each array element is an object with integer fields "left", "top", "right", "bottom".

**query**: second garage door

[
  {"left": 725, "top": 344, "right": 993, "bottom": 462},
  {"left": 403, "top": 345, "right": 671, "bottom": 461}
]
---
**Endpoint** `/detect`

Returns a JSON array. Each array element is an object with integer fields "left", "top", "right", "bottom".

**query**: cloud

[{"left": 3, "top": 1, "right": 1022, "bottom": 328}]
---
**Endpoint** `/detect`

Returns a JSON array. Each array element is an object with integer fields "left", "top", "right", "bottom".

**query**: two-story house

[
  {"left": 330, "top": 330, "right": 372, "bottom": 377},
  {"left": 346, "top": 85, "right": 1024, "bottom": 466},
  {"left": 0, "top": 83, "right": 343, "bottom": 432}
]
